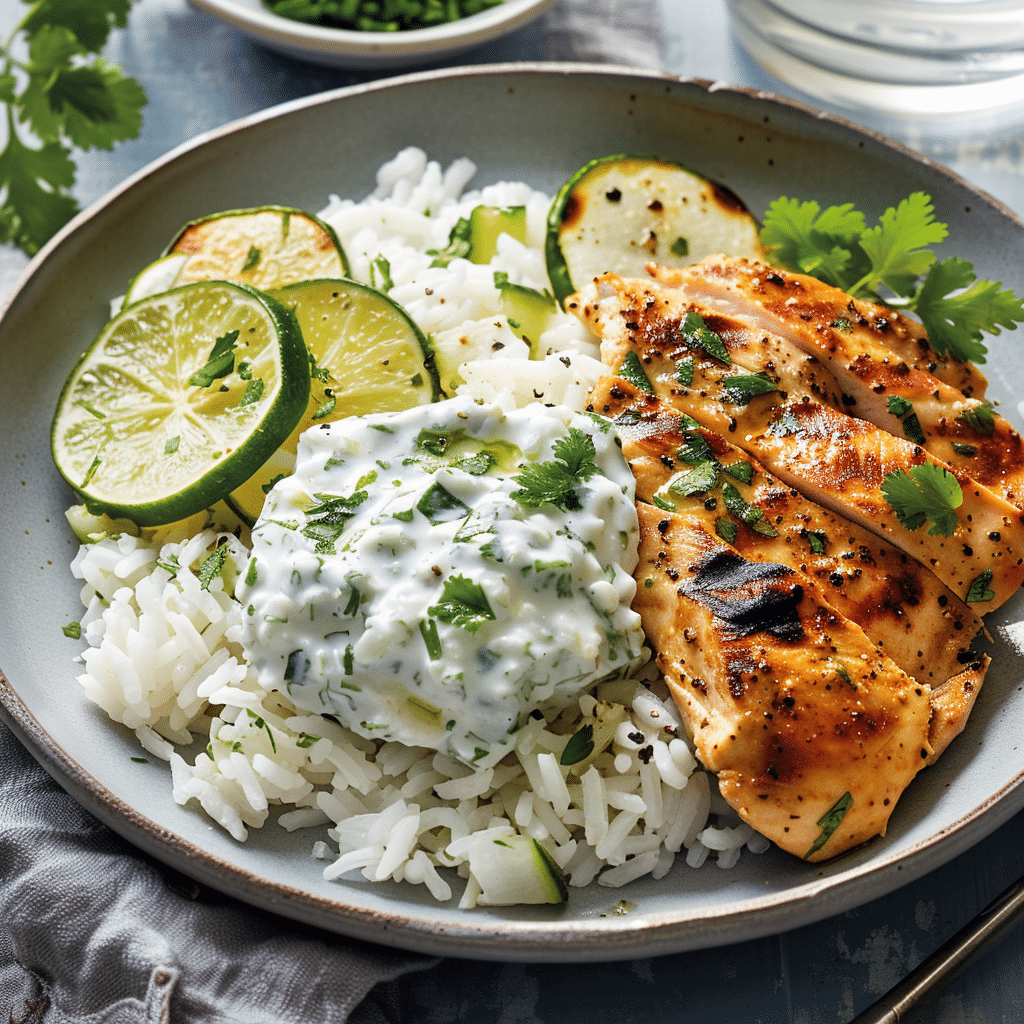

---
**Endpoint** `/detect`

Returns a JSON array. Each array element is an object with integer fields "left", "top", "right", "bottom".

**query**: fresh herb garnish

[
  {"left": 188, "top": 330, "right": 238, "bottom": 387},
  {"left": 62, "top": 621, "right": 81, "bottom": 638},
  {"left": 957, "top": 402, "right": 996, "bottom": 436},
  {"left": 196, "top": 542, "right": 229, "bottom": 591},
  {"left": 721, "top": 372, "right": 777, "bottom": 405},
  {"left": 679, "top": 311, "right": 730, "bottom": 363},
  {"left": 670, "top": 236, "right": 689, "bottom": 257},
  {"left": 510, "top": 426, "right": 600, "bottom": 512},
  {"left": 426, "top": 216, "right": 471, "bottom": 267},
  {"left": 301, "top": 490, "right": 368, "bottom": 552},
  {"left": 966, "top": 568, "right": 995, "bottom": 603},
  {"left": 617, "top": 351, "right": 653, "bottom": 393},
  {"left": 428, "top": 574, "right": 495, "bottom": 633},
  {"left": 560, "top": 723, "right": 595, "bottom": 765},
  {"left": 805, "top": 791, "right": 853, "bottom": 858},
  {"left": 881, "top": 462, "right": 963, "bottom": 536},
  {"left": 886, "top": 395, "right": 913, "bottom": 418},
  {"left": 164, "top": 436, "right": 180, "bottom": 455},
  {"left": 419, "top": 617, "right": 442, "bottom": 660},
  {"left": 369, "top": 253, "right": 394, "bottom": 292},
  {"left": 416, "top": 481, "right": 471, "bottom": 525},
  {"left": 239, "top": 378, "right": 265, "bottom": 407},
  {"left": 0, "top": 1, "right": 146, "bottom": 256},
  {"left": 761, "top": 193, "right": 1024, "bottom": 362}
]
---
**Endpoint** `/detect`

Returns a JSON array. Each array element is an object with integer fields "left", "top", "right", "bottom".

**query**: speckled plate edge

[{"left": 2, "top": 63, "right": 1023, "bottom": 962}]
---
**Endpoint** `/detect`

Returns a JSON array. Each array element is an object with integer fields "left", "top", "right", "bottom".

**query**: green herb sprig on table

[
  {"left": 264, "top": 0, "right": 504, "bottom": 32},
  {"left": 761, "top": 192, "right": 1024, "bottom": 363},
  {"left": 0, "top": 0, "right": 146, "bottom": 255}
]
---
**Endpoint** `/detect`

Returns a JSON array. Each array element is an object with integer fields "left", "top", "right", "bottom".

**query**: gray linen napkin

[
  {"left": 0, "top": 723, "right": 432, "bottom": 1023},
  {"left": 0, "top": 3, "right": 667, "bottom": 1021}
]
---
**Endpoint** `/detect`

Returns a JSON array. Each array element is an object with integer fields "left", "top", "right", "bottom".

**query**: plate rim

[{"left": 3, "top": 62, "right": 1024, "bottom": 962}]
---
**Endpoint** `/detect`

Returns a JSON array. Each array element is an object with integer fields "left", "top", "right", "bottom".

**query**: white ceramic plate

[
  {"left": 187, "top": 0, "right": 557, "bottom": 68},
  {"left": 2, "top": 65, "right": 1024, "bottom": 962}
]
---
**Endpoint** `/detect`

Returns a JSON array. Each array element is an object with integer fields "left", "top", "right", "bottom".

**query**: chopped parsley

[
  {"left": 62, "top": 621, "right": 81, "bottom": 639},
  {"left": 301, "top": 489, "right": 369, "bottom": 552},
  {"left": 196, "top": 543, "right": 230, "bottom": 591},
  {"left": 805, "top": 791, "right": 853, "bottom": 858},
  {"left": 416, "top": 481, "right": 472, "bottom": 525},
  {"left": 188, "top": 329, "right": 238, "bottom": 387},
  {"left": 426, "top": 216, "right": 472, "bottom": 268},
  {"left": 241, "top": 245, "right": 261, "bottom": 272},
  {"left": 966, "top": 569, "right": 995, "bottom": 603},
  {"left": 428, "top": 574, "right": 495, "bottom": 633},
  {"left": 560, "top": 723, "right": 595, "bottom": 765},
  {"left": 617, "top": 350, "right": 654, "bottom": 393}
]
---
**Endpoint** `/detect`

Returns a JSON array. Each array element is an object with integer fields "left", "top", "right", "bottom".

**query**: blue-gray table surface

[{"left": 3, "top": 1, "right": 1024, "bottom": 1020}]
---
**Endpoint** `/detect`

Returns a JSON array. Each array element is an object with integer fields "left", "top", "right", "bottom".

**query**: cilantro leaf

[
  {"left": 0, "top": 2, "right": 145, "bottom": 255},
  {"left": 196, "top": 543, "right": 230, "bottom": 591},
  {"left": 761, "top": 197, "right": 864, "bottom": 288},
  {"left": 913, "top": 257, "right": 1024, "bottom": 362},
  {"left": 428, "top": 574, "right": 495, "bottom": 633},
  {"left": 511, "top": 426, "right": 600, "bottom": 512},
  {"left": 881, "top": 462, "right": 963, "bottom": 536},
  {"left": 761, "top": 191, "right": 1022, "bottom": 365},
  {"left": 854, "top": 192, "right": 946, "bottom": 298}
]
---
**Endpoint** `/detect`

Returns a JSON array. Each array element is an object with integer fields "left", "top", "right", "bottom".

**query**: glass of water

[{"left": 726, "top": 0, "right": 1024, "bottom": 121}]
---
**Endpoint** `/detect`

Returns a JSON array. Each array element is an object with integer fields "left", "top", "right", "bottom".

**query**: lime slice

[
  {"left": 226, "top": 278, "right": 439, "bottom": 525},
  {"left": 165, "top": 206, "right": 348, "bottom": 292},
  {"left": 52, "top": 281, "right": 310, "bottom": 526},
  {"left": 546, "top": 155, "right": 764, "bottom": 306}
]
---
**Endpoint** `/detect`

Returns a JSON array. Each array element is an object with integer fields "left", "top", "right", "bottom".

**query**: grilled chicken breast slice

[
  {"left": 590, "top": 375, "right": 984, "bottom": 684},
  {"left": 659, "top": 257, "right": 1024, "bottom": 509},
  {"left": 654, "top": 255, "right": 988, "bottom": 399},
  {"left": 572, "top": 273, "right": 1024, "bottom": 612},
  {"left": 633, "top": 503, "right": 934, "bottom": 861}
]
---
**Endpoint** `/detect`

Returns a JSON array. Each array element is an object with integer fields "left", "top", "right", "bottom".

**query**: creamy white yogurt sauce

[{"left": 238, "top": 396, "right": 646, "bottom": 764}]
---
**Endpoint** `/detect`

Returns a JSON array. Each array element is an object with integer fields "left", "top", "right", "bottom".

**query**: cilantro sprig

[
  {"left": 510, "top": 426, "right": 601, "bottom": 512},
  {"left": 761, "top": 192, "right": 1024, "bottom": 363},
  {"left": 1, "top": 1, "right": 146, "bottom": 255}
]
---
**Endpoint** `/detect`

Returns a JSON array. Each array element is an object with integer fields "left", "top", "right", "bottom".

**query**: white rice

[{"left": 68, "top": 148, "right": 763, "bottom": 906}]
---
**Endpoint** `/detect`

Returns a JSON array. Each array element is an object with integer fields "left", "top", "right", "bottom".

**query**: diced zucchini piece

[
  {"left": 546, "top": 155, "right": 763, "bottom": 305},
  {"left": 466, "top": 832, "right": 569, "bottom": 906},
  {"left": 469, "top": 205, "right": 528, "bottom": 264},
  {"left": 494, "top": 274, "right": 558, "bottom": 358}
]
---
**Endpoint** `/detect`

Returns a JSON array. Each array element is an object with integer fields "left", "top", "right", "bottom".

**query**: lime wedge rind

[{"left": 52, "top": 281, "right": 310, "bottom": 527}]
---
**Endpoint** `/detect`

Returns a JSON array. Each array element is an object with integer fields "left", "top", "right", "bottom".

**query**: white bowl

[{"left": 187, "top": 0, "right": 558, "bottom": 68}]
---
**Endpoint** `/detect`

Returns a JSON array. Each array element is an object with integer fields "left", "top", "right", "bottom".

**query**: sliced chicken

[
  {"left": 654, "top": 254, "right": 988, "bottom": 399},
  {"left": 572, "top": 272, "right": 1024, "bottom": 612},
  {"left": 659, "top": 256, "right": 1024, "bottom": 509},
  {"left": 633, "top": 503, "right": 934, "bottom": 861},
  {"left": 589, "top": 374, "right": 984, "bottom": 685}
]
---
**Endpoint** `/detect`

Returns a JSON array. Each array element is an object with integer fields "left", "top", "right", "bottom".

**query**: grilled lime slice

[
  {"left": 122, "top": 207, "right": 348, "bottom": 310},
  {"left": 546, "top": 155, "right": 763, "bottom": 306},
  {"left": 226, "top": 278, "right": 439, "bottom": 525},
  {"left": 52, "top": 281, "right": 310, "bottom": 526}
]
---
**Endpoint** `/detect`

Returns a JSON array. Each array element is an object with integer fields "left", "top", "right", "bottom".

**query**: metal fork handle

[{"left": 848, "top": 872, "right": 1024, "bottom": 1023}]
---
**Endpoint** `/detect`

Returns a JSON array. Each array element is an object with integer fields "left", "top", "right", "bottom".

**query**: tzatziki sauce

[{"left": 238, "top": 396, "right": 646, "bottom": 764}]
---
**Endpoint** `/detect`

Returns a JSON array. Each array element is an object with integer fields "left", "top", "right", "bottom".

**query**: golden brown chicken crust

[
  {"left": 634, "top": 505, "right": 933, "bottom": 861},
  {"left": 658, "top": 256, "right": 1024, "bottom": 509},
  {"left": 589, "top": 374, "right": 984, "bottom": 685},
  {"left": 573, "top": 272, "right": 1024, "bottom": 612}
]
